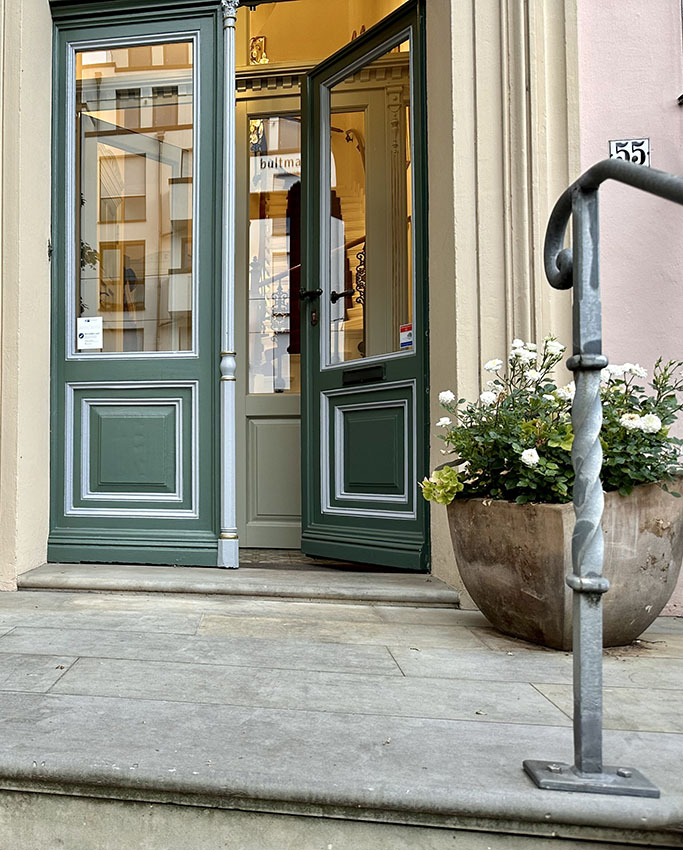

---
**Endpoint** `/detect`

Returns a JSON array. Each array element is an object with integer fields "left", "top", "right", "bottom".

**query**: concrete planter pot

[{"left": 448, "top": 481, "right": 683, "bottom": 650}]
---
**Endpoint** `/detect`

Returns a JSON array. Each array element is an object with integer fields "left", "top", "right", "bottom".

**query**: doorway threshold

[{"left": 17, "top": 557, "right": 460, "bottom": 607}]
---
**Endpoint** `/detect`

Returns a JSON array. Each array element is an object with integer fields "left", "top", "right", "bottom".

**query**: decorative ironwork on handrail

[
  {"left": 544, "top": 158, "right": 683, "bottom": 292},
  {"left": 524, "top": 159, "right": 683, "bottom": 798}
]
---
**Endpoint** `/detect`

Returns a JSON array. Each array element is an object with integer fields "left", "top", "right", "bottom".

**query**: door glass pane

[
  {"left": 248, "top": 115, "right": 301, "bottom": 393},
  {"left": 326, "top": 38, "right": 413, "bottom": 366},
  {"left": 75, "top": 41, "right": 194, "bottom": 353}
]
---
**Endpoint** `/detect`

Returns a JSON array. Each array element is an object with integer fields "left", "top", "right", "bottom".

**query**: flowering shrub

[{"left": 421, "top": 337, "right": 683, "bottom": 505}]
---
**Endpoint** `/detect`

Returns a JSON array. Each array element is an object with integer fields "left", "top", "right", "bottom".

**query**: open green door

[{"left": 301, "top": 1, "right": 429, "bottom": 571}]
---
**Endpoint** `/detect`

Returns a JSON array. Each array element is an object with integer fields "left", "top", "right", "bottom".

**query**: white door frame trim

[{"left": 218, "top": 0, "right": 240, "bottom": 567}]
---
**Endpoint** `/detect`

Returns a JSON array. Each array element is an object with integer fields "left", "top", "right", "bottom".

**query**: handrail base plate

[{"left": 523, "top": 760, "right": 660, "bottom": 797}]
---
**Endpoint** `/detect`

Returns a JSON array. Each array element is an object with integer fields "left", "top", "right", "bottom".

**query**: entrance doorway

[
  {"left": 48, "top": 0, "right": 427, "bottom": 571},
  {"left": 235, "top": 0, "right": 428, "bottom": 569}
]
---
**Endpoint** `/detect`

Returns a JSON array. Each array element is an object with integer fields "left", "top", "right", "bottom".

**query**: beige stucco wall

[
  {"left": 426, "top": 0, "right": 577, "bottom": 593},
  {"left": 0, "top": 0, "right": 53, "bottom": 589}
]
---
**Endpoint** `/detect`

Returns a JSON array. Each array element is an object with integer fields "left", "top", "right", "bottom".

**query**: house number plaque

[{"left": 608, "top": 138, "right": 650, "bottom": 167}]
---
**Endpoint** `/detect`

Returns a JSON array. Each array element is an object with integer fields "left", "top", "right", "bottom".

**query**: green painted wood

[
  {"left": 343, "top": 407, "right": 404, "bottom": 494},
  {"left": 49, "top": 8, "right": 222, "bottom": 565},
  {"left": 90, "top": 404, "right": 177, "bottom": 492},
  {"left": 300, "top": 1, "right": 429, "bottom": 572}
]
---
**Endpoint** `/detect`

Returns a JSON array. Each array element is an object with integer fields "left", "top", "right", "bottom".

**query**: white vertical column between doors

[{"left": 218, "top": 0, "right": 239, "bottom": 567}]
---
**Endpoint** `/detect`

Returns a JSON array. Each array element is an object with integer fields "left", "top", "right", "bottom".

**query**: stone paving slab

[
  {"left": 604, "top": 635, "right": 683, "bottom": 658},
  {"left": 198, "top": 613, "right": 489, "bottom": 649},
  {"left": 1, "top": 586, "right": 682, "bottom": 845},
  {"left": 20, "top": 564, "right": 460, "bottom": 605},
  {"left": 0, "top": 627, "right": 402, "bottom": 676},
  {"left": 0, "top": 610, "right": 203, "bottom": 634},
  {"left": 533, "top": 683, "right": 683, "bottom": 734},
  {"left": 0, "top": 589, "right": 390, "bottom": 622},
  {"left": 373, "top": 606, "right": 487, "bottom": 626},
  {"left": 390, "top": 645, "right": 683, "bottom": 689},
  {"left": 49, "top": 657, "right": 571, "bottom": 726},
  {"left": 0, "top": 691, "right": 680, "bottom": 836},
  {"left": 0, "top": 653, "right": 76, "bottom": 693}
]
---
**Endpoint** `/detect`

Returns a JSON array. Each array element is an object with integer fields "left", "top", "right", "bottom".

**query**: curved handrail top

[{"left": 544, "top": 158, "right": 683, "bottom": 291}]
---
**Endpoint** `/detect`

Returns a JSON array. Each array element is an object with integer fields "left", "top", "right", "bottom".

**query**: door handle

[
  {"left": 299, "top": 288, "right": 322, "bottom": 301},
  {"left": 330, "top": 288, "right": 354, "bottom": 304}
]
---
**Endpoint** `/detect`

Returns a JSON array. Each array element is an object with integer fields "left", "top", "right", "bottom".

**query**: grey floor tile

[
  {"left": 0, "top": 611, "right": 203, "bottom": 635},
  {"left": 391, "top": 645, "right": 683, "bottom": 689},
  {"left": 468, "top": 627, "right": 556, "bottom": 653},
  {"left": 642, "top": 616, "right": 683, "bottom": 635},
  {"left": 0, "top": 627, "right": 402, "bottom": 676},
  {"left": 373, "top": 606, "right": 473, "bottom": 626},
  {"left": 604, "top": 633, "right": 683, "bottom": 658},
  {"left": 0, "top": 591, "right": 385, "bottom": 623},
  {"left": 198, "top": 614, "right": 488, "bottom": 650},
  {"left": 390, "top": 647, "right": 574, "bottom": 683},
  {"left": 0, "top": 652, "right": 77, "bottom": 692},
  {"left": 50, "top": 657, "right": 571, "bottom": 726},
  {"left": 533, "top": 683, "right": 683, "bottom": 733}
]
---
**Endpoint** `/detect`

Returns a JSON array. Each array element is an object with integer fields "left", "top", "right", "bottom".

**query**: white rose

[
  {"left": 438, "top": 390, "right": 456, "bottom": 405},
  {"left": 619, "top": 413, "right": 641, "bottom": 430},
  {"left": 513, "top": 348, "right": 536, "bottom": 363},
  {"left": 543, "top": 394, "right": 556, "bottom": 403},
  {"left": 628, "top": 363, "right": 647, "bottom": 379},
  {"left": 606, "top": 364, "right": 625, "bottom": 378},
  {"left": 555, "top": 382, "right": 575, "bottom": 401},
  {"left": 479, "top": 391, "right": 497, "bottom": 406},
  {"left": 638, "top": 413, "right": 662, "bottom": 434},
  {"left": 511, "top": 338, "right": 525, "bottom": 349},
  {"left": 544, "top": 339, "right": 565, "bottom": 356},
  {"left": 525, "top": 369, "right": 542, "bottom": 381},
  {"left": 484, "top": 359, "right": 504, "bottom": 372},
  {"left": 525, "top": 342, "right": 537, "bottom": 352},
  {"left": 436, "top": 417, "right": 452, "bottom": 428},
  {"left": 520, "top": 448, "right": 540, "bottom": 467}
]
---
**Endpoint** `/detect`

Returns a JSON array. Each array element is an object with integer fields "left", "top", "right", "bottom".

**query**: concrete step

[
  {"left": 17, "top": 561, "right": 461, "bottom": 607},
  {"left": 0, "top": 789, "right": 669, "bottom": 849},
  {"left": 0, "top": 589, "right": 681, "bottom": 848}
]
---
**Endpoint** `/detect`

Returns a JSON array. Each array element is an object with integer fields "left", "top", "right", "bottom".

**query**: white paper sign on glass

[{"left": 77, "top": 316, "right": 103, "bottom": 350}]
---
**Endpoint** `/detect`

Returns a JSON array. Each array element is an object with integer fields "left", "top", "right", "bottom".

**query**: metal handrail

[{"left": 523, "top": 159, "right": 683, "bottom": 797}]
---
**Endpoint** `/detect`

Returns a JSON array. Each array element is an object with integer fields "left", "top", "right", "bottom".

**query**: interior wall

[
  {"left": 426, "top": 0, "right": 577, "bottom": 593},
  {"left": 243, "top": 0, "right": 402, "bottom": 66},
  {"left": 0, "top": 0, "right": 52, "bottom": 588}
]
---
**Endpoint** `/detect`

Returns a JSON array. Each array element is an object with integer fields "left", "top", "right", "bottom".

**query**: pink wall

[
  {"left": 577, "top": 2, "right": 683, "bottom": 615},
  {"left": 577, "top": 0, "right": 683, "bottom": 374}
]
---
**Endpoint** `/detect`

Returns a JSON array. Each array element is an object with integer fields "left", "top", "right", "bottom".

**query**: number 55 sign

[{"left": 608, "top": 138, "right": 651, "bottom": 166}]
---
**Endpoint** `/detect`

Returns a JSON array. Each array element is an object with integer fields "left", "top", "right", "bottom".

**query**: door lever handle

[
  {"left": 330, "top": 288, "right": 354, "bottom": 304},
  {"left": 299, "top": 288, "right": 322, "bottom": 301}
]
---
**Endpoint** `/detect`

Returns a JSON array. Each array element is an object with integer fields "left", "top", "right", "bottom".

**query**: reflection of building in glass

[{"left": 76, "top": 42, "right": 194, "bottom": 352}]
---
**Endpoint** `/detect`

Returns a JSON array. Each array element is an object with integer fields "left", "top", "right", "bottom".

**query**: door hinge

[{"left": 47, "top": 239, "right": 53, "bottom": 262}]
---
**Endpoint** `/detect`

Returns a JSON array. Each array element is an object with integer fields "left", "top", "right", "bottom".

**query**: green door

[
  {"left": 301, "top": 2, "right": 429, "bottom": 571},
  {"left": 49, "top": 10, "right": 221, "bottom": 566}
]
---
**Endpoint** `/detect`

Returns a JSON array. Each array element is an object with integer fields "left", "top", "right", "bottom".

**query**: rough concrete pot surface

[{"left": 448, "top": 481, "right": 683, "bottom": 650}]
